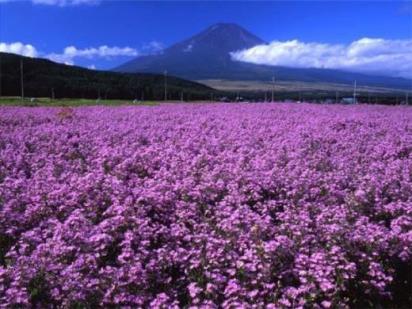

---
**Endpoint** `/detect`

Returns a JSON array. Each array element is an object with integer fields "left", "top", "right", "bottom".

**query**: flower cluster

[{"left": 0, "top": 103, "right": 411, "bottom": 307}]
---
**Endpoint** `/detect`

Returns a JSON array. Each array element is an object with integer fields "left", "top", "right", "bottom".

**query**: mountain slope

[
  {"left": 0, "top": 52, "right": 214, "bottom": 100},
  {"left": 115, "top": 23, "right": 267, "bottom": 79},
  {"left": 115, "top": 23, "right": 412, "bottom": 90}
]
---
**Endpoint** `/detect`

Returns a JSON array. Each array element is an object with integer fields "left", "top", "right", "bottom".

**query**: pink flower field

[{"left": 0, "top": 103, "right": 411, "bottom": 308}]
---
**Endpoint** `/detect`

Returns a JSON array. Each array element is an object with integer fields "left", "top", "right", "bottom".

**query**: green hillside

[{"left": 0, "top": 52, "right": 215, "bottom": 101}]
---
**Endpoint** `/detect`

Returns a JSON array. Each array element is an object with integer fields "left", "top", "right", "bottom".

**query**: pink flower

[{"left": 321, "top": 300, "right": 332, "bottom": 308}]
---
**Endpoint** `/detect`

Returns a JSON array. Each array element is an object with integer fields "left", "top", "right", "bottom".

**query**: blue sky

[{"left": 0, "top": 0, "right": 411, "bottom": 76}]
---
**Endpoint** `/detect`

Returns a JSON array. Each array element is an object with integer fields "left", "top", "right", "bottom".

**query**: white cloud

[
  {"left": 0, "top": 41, "right": 138, "bottom": 67},
  {"left": 32, "top": 0, "right": 100, "bottom": 6},
  {"left": 183, "top": 44, "right": 193, "bottom": 53},
  {"left": 0, "top": 0, "right": 100, "bottom": 6},
  {"left": 142, "top": 41, "right": 164, "bottom": 54},
  {"left": 231, "top": 38, "right": 412, "bottom": 79},
  {"left": 46, "top": 45, "right": 139, "bottom": 64},
  {"left": 0, "top": 42, "right": 38, "bottom": 57},
  {"left": 87, "top": 64, "right": 96, "bottom": 70}
]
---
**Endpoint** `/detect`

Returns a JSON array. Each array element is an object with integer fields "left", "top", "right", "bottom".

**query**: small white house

[{"left": 341, "top": 97, "right": 357, "bottom": 104}]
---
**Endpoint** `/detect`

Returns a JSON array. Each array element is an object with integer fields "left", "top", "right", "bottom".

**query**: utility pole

[
  {"left": 264, "top": 92, "right": 267, "bottom": 102},
  {"left": 180, "top": 91, "right": 183, "bottom": 102},
  {"left": 353, "top": 80, "right": 357, "bottom": 104},
  {"left": 406, "top": 92, "right": 409, "bottom": 105},
  {"left": 164, "top": 70, "right": 168, "bottom": 101},
  {"left": 335, "top": 91, "right": 339, "bottom": 104},
  {"left": 0, "top": 52, "right": 2, "bottom": 97},
  {"left": 51, "top": 88, "right": 55, "bottom": 101},
  {"left": 271, "top": 76, "right": 275, "bottom": 103},
  {"left": 20, "top": 59, "right": 24, "bottom": 101}
]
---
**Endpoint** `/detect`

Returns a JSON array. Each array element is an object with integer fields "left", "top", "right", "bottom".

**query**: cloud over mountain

[
  {"left": 47, "top": 45, "right": 139, "bottom": 65},
  {"left": 0, "top": 42, "right": 139, "bottom": 66},
  {"left": 0, "top": 42, "right": 38, "bottom": 57},
  {"left": 231, "top": 38, "right": 412, "bottom": 78}
]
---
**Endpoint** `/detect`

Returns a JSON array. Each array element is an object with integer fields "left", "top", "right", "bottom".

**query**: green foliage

[
  {"left": 28, "top": 272, "right": 51, "bottom": 306},
  {"left": 0, "top": 97, "right": 160, "bottom": 106},
  {"left": 0, "top": 52, "right": 214, "bottom": 101}
]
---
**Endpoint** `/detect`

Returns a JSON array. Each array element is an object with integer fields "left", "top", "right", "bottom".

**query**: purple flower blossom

[{"left": 0, "top": 103, "right": 411, "bottom": 307}]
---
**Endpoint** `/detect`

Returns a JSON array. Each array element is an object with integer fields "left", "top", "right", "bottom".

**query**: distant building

[
  {"left": 341, "top": 97, "right": 357, "bottom": 104},
  {"left": 219, "top": 97, "right": 230, "bottom": 102}
]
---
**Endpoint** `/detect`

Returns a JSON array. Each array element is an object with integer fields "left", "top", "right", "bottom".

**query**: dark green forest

[{"left": 0, "top": 52, "right": 215, "bottom": 101}]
